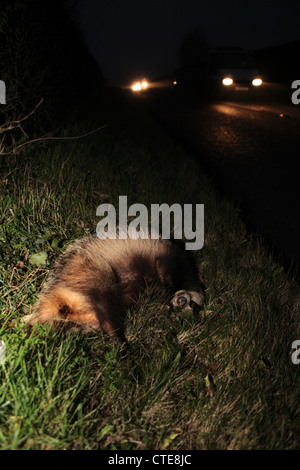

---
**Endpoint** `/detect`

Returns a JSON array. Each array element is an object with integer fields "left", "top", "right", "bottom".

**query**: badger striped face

[{"left": 171, "top": 290, "right": 204, "bottom": 312}]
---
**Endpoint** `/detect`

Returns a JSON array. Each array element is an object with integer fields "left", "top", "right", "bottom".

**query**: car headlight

[
  {"left": 222, "top": 77, "right": 233, "bottom": 86},
  {"left": 132, "top": 79, "right": 148, "bottom": 91},
  {"left": 252, "top": 78, "right": 262, "bottom": 86},
  {"left": 132, "top": 81, "right": 142, "bottom": 91}
]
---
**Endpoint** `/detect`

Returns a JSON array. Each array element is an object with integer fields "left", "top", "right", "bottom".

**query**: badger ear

[{"left": 190, "top": 300, "right": 201, "bottom": 312}]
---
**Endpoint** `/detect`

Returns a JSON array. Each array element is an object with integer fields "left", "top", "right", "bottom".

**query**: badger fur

[{"left": 23, "top": 236, "right": 205, "bottom": 343}]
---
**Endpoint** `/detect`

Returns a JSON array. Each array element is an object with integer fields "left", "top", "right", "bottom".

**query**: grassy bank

[{"left": 0, "top": 88, "right": 299, "bottom": 450}]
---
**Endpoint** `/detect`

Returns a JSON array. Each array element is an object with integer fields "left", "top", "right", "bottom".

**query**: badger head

[{"left": 171, "top": 290, "right": 204, "bottom": 313}]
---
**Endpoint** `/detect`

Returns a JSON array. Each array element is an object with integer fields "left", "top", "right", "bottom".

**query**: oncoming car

[
  {"left": 131, "top": 79, "right": 148, "bottom": 92},
  {"left": 210, "top": 49, "right": 263, "bottom": 91}
]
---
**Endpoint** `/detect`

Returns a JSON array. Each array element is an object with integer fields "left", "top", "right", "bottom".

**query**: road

[{"left": 143, "top": 84, "right": 300, "bottom": 275}]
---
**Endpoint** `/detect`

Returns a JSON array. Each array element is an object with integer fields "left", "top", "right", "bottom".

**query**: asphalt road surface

[{"left": 142, "top": 83, "right": 300, "bottom": 276}]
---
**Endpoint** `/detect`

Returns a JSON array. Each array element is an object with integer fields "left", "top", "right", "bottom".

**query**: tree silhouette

[
  {"left": 0, "top": 0, "right": 103, "bottom": 156},
  {"left": 178, "top": 27, "right": 209, "bottom": 69},
  {"left": 0, "top": 0, "right": 102, "bottom": 122}
]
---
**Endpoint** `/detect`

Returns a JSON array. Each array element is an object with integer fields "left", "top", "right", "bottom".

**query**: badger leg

[
  {"left": 91, "top": 295, "right": 127, "bottom": 344},
  {"left": 100, "top": 316, "right": 127, "bottom": 344}
]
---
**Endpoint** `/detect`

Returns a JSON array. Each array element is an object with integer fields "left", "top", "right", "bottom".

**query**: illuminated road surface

[{"left": 144, "top": 85, "right": 300, "bottom": 272}]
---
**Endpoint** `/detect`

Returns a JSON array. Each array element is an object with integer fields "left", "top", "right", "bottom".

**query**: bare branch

[
  {"left": 0, "top": 98, "right": 44, "bottom": 133},
  {"left": 0, "top": 124, "right": 109, "bottom": 156},
  {"left": 0, "top": 97, "right": 109, "bottom": 156}
]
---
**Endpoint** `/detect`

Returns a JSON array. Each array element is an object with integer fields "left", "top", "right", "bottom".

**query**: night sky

[{"left": 77, "top": 0, "right": 300, "bottom": 85}]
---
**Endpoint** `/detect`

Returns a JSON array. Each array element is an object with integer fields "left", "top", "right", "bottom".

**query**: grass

[{"left": 0, "top": 87, "right": 299, "bottom": 450}]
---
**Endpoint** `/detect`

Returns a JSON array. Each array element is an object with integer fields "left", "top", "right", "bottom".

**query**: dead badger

[{"left": 23, "top": 236, "right": 205, "bottom": 343}]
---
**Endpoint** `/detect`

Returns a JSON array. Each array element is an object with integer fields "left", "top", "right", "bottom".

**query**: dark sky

[{"left": 77, "top": 0, "right": 300, "bottom": 85}]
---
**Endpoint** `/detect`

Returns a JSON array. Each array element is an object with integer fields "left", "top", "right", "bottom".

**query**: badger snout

[
  {"left": 171, "top": 289, "right": 204, "bottom": 313},
  {"left": 176, "top": 296, "right": 187, "bottom": 307}
]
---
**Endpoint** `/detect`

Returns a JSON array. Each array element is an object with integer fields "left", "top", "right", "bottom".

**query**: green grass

[{"left": 0, "top": 88, "right": 299, "bottom": 450}]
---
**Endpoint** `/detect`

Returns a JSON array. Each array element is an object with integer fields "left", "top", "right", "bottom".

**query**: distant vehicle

[
  {"left": 131, "top": 79, "right": 148, "bottom": 92},
  {"left": 210, "top": 48, "right": 263, "bottom": 90}
]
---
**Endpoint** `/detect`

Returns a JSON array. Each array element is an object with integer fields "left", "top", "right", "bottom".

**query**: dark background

[
  {"left": 77, "top": 0, "right": 300, "bottom": 85},
  {"left": 1, "top": 0, "right": 300, "bottom": 273}
]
